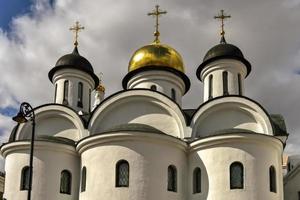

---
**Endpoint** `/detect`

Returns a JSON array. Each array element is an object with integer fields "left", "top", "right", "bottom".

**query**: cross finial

[
  {"left": 147, "top": 5, "right": 167, "bottom": 43},
  {"left": 214, "top": 10, "right": 231, "bottom": 43},
  {"left": 69, "top": 21, "right": 85, "bottom": 47}
]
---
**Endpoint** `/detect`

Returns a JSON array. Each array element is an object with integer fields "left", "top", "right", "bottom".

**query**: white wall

[
  {"left": 127, "top": 70, "right": 186, "bottom": 106},
  {"left": 52, "top": 69, "right": 95, "bottom": 113},
  {"left": 1, "top": 141, "right": 80, "bottom": 200},
  {"left": 90, "top": 90, "right": 186, "bottom": 138},
  {"left": 191, "top": 97, "right": 274, "bottom": 138},
  {"left": 15, "top": 105, "right": 86, "bottom": 141},
  {"left": 77, "top": 132, "right": 187, "bottom": 200},
  {"left": 200, "top": 59, "right": 247, "bottom": 102},
  {"left": 189, "top": 133, "right": 283, "bottom": 200}
]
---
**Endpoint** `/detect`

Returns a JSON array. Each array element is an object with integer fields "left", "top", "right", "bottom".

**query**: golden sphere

[{"left": 128, "top": 43, "right": 185, "bottom": 73}]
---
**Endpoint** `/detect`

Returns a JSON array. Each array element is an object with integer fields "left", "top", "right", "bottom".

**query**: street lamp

[{"left": 13, "top": 102, "right": 35, "bottom": 200}]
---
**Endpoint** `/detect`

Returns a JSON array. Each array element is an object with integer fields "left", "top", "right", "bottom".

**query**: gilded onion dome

[
  {"left": 128, "top": 42, "right": 185, "bottom": 73},
  {"left": 122, "top": 5, "right": 190, "bottom": 93}
]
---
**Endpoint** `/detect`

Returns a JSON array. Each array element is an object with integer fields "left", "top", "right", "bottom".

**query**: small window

[
  {"left": 78, "top": 82, "right": 83, "bottom": 108},
  {"left": 89, "top": 89, "right": 91, "bottom": 112},
  {"left": 230, "top": 162, "right": 244, "bottom": 189},
  {"left": 20, "top": 166, "right": 30, "bottom": 190},
  {"left": 269, "top": 166, "right": 276, "bottom": 193},
  {"left": 208, "top": 75, "right": 213, "bottom": 99},
  {"left": 238, "top": 73, "right": 242, "bottom": 95},
  {"left": 167, "top": 165, "right": 177, "bottom": 192},
  {"left": 150, "top": 85, "right": 157, "bottom": 91},
  {"left": 171, "top": 89, "right": 176, "bottom": 101},
  {"left": 223, "top": 71, "right": 229, "bottom": 95},
  {"left": 287, "top": 162, "right": 292, "bottom": 172},
  {"left": 60, "top": 170, "right": 72, "bottom": 194},
  {"left": 63, "top": 80, "right": 69, "bottom": 105},
  {"left": 54, "top": 84, "right": 57, "bottom": 102},
  {"left": 81, "top": 167, "right": 86, "bottom": 192},
  {"left": 116, "top": 160, "right": 129, "bottom": 187},
  {"left": 193, "top": 167, "right": 201, "bottom": 194}
]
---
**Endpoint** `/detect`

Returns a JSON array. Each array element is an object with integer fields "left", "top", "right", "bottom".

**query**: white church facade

[{"left": 0, "top": 8, "right": 289, "bottom": 200}]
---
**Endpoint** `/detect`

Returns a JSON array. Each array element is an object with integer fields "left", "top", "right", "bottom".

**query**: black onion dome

[
  {"left": 48, "top": 47, "right": 99, "bottom": 87},
  {"left": 196, "top": 41, "right": 251, "bottom": 81}
]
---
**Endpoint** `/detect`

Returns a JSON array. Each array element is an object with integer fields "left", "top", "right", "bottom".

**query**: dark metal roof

[
  {"left": 270, "top": 114, "right": 288, "bottom": 136},
  {"left": 182, "top": 109, "right": 196, "bottom": 126},
  {"left": 196, "top": 43, "right": 252, "bottom": 80},
  {"left": 48, "top": 47, "right": 99, "bottom": 87}
]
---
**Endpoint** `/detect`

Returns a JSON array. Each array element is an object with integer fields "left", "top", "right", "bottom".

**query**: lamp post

[{"left": 13, "top": 102, "right": 35, "bottom": 200}]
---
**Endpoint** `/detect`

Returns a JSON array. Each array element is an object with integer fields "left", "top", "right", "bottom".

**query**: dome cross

[
  {"left": 148, "top": 5, "right": 167, "bottom": 43},
  {"left": 69, "top": 21, "right": 85, "bottom": 47},
  {"left": 214, "top": 10, "right": 231, "bottom": 43}
]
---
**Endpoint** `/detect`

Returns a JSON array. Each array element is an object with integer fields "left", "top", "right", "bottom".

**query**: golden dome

[
  {"left": 96, "top": 84, "right": 105, "bottom": 93},
  {"left": 128, "top": 42, "right": 185, "bottom": 73}
]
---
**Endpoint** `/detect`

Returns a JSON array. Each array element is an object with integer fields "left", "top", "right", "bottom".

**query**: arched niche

[
  {"left": 191, "top": 96, "right": 273, "bottom": 138},
  {"left": 89, "top": 90, "right": 186, "bottom": 138},
  {"left": 14, "top": 104, "right": 86, "bottom": 141}
]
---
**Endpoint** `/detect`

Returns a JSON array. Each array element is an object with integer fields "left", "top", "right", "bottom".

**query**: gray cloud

[{"left": 0, "top": 0, "right": 299, "bottom": 158}]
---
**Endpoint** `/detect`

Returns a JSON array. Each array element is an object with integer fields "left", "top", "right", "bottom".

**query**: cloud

[{"left": 0, "top": 0, "right": 299, "bottom": 158}]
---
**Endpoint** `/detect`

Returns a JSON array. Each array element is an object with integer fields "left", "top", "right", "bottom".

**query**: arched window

[
  {"left": 150, "top": 85, "right": 157, "bottom": 91},
  {"left": 63, "top": 80, "right": 69, "bottom": 105},
  {"left": 193, "top": 167, "right": 201, "bottom": 194},
  {"left": 238, "top": 73, "right": 242, "bottom": 95},
  {"left": 171, "top": 89, "right": 176, "bottom": 101},
  {"left": 116, "top": 160, "right": 129, "bottom": 187},
  {"left": 89, "top": 89, "right": 91, "bottom": 112},
  {"left": 54, "top": 84, "right": 57, "bottom": 102},
  {"left": 167, "top": 165, "right": 177, "bottom": 192},
  {"left": 81, "top": 167, "right": 86, "bottom": 192},
  {"left": 208, "top": 75, "right": 213, "bottom": 99},
  {"left": 269, "top": 166, "right": 276, "bottom": 193},
  {"left": 20, "top": 166, "right": 30, "bottom": 190},
  {"left": 60, "top": 170, "right": 72, "bottom": 194},
  {"left": 223, "top": 71, "right": 229, "bottom": 95},
  {"left": 78, "top": 82, "right": 83, "bottom": 108},
  {"left": 230, "top": 162, "right": 244, "bottom": 189}
]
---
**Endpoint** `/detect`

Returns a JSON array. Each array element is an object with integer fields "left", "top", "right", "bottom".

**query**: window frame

[
  {"left": 238, "top": 73, "right": 242, "bottom": 95},
  {"left": 81, "top": 167, "right": 86, "bottom": 192},
  {"left": 171, "top": 88, "right": 176, "bottom": 101},
  {"left": 208, "top": 74, "right": 213, "bottom": 99},
  {"left": 167, "top": 165, "right": 177, "bottom": 192},
  {"left": 223, "top": 71, "right": 229, "bottom": 95},
  {"left": 230, "top": 162, "right": 244, "bottom": 189},
  {"left": 60, "top": 170, "right": 72, "bottom": 195},
  {"left": 20, "top": 166, "right": 30, "bottom": 191},
  {"left": 115, "top": 160, "right": 129, "bottom": 187},
  {"left": 150, "top": 85, "right": 157, "bottom": 91},
  {"left": 193, "top": 167, "right": 201, "bottom": 194},
  {"left": 77, "top": 82, "right": 83, "bottom": 108},
  {"left": 63, "top": 80, "right": 69, "bottom": 105},
  {"left": 269, "top": 166, "right": 277, "bottom": 193},
  {"left": 54, "top": 84, "right": 57, "bottom": 102}
]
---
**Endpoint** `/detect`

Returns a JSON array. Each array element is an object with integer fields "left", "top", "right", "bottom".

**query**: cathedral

[{"left": 0, "top": 7, "right": 289, "bottom": 200}]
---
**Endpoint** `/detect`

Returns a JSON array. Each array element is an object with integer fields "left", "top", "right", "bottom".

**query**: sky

[{"left": 0, "top": 0, "right": 299, "bottom": 170}]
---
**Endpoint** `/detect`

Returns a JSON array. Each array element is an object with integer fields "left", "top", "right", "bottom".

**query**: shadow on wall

[{"left": 189, "top": 152, "right": 209, "bottom": 200}]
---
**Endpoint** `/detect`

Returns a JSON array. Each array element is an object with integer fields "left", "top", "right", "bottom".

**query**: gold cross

[
  {"left": 148, "top": 5, "right": 167, "bottom": 43},
  {"left": 214, "top": 10, "right": 231, "bottom": 38},
  {"left": 69, "top": 21, "right": 85, "bottom": 47}
]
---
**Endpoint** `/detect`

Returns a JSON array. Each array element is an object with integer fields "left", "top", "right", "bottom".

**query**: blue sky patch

[
  {"left": 0, "top": 106, "right": 18, "bottom": 117},
  {"left": 0, "top": 0, "right": 33, "bottom": 31}
]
